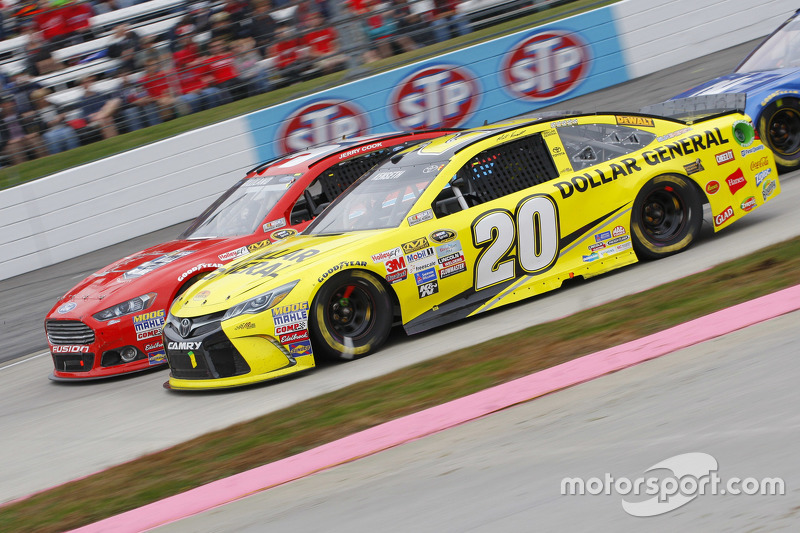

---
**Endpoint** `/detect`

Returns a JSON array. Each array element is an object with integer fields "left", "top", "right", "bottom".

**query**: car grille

[
  {"left": 52, "top": 353, "right": 95, "bottom": 372},
  {"left": 167, "top": 331, "right": 250, "bottom": 380},
  {"left": 46, "top": 320, "right": 95, "bottom": 345}
]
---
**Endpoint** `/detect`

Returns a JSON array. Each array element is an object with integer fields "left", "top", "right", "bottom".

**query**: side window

[
  {"left": 290, "top": 178, "right": 324, "bottom": 225},
  {"left": 557, "top": 124, "right": 656, "bottom": 171},
  {"left": 433, "top": 134, "right": 558, "bottom": 218}
]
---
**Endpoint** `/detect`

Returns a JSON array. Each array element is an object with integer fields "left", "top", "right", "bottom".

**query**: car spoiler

[{"left": 640, "top": 93, "right": 747, "bottom": 123}]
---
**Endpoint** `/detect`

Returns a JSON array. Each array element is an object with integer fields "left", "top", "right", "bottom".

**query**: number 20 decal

[{"left": 471, "top": 195, "right": 559, "bottom": 291}]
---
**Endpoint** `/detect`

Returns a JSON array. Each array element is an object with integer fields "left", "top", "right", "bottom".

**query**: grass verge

[
  {"left": 0, "top": 0, "right": 619, "bottom": 190},
  {"left": 2, "top": 235, "right": 800, "bottom": 532}
]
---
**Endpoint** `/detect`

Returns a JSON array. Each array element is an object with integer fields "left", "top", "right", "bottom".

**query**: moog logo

[
  {"left": 390, "top": 65, "right": 480, "bottom": 130},
  {"left": 501, "top": 30, "right": 590, "bottom": 101},
  {"left": 278, "top": 99, "right": 369, "bottom": 154}
]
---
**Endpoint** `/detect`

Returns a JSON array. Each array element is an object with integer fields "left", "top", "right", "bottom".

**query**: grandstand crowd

[{"left": 0, "top": 0, "right": 516, "bottom": 167}]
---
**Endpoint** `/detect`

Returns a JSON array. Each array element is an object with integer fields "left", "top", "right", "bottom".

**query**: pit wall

[{"left": 0, "top": 0, "right": 794, "bottom": 281}]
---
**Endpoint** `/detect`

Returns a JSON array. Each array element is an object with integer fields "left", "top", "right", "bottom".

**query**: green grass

[
  {"left": 0, "top": 0, "right": 619, "bottom": 191},
  {"left": 2, "top": 235, "right": 800, "bottom": 532}
]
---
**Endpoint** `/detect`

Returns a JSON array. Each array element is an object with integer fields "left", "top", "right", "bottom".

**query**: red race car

[{"left": 45, "top": 131, "right": 454, "bottom": 380}]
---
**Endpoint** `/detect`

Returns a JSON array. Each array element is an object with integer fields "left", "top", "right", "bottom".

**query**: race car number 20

[{"left": 471, "top": 195, "right": 559, "bottom": 291}]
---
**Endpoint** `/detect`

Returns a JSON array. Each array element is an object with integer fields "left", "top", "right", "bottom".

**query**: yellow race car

[{"left": 164, "top": 98, "right": 780, "bottom": 390}]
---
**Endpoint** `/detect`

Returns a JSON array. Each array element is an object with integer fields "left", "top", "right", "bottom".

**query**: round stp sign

[
  {"left": 390, "top": 65, "right": 480, "bottom": 130},
  {"left": 501, "top": 30, "right": 591, "bottom": 101},
  {"left": 277, "top": 99, "right": 369, "bottom": 155}
]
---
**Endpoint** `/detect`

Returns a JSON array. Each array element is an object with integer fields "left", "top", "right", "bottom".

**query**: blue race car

[{"left": 674, "top": 9, "right": 800, "bottom": 172}]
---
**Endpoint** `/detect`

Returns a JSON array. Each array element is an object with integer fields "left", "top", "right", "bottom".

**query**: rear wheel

[
  {"left": 631, "top": 174, "right": 703, "bottom": 260},
  {"left": 310, "top": 270, "right": 393, "bottom": 361},
  {"left": 759, "top": 99, "right": 800, "bottom": 173}
]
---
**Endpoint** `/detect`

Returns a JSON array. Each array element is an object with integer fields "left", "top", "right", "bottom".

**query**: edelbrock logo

[{"left": 501, "top": 30, "right": 590, "bottom": 101}]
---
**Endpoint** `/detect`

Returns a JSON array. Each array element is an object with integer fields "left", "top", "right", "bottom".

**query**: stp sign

[
  {"left": 278, "top": 99, "right": 368, "bottom": 154},
  {"left": 390, "top": 65, "right": 480, "bottom": 130},
  {"left": 502, "top": 30, "right": 590, "bottom": 101}
]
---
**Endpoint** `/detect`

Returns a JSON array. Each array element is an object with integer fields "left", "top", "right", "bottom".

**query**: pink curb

[{"left": 71, "top": 284, "right": 800, "bottom": 532}]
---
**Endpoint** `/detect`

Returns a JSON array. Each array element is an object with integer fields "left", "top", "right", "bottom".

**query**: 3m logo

[
  {"left": 615, "top": 116, "right": 654, "bottom": 127},
  {"left": 418, "top": 281, "right": 439, "bottom": 298},
  {"left": 725, "top": 168, "right": 747, "bottom": 195},
  {"left": 501, "top": 30, "right": 590, "bottom": 101},
  {"left": 389, "top": 65, "right": 480, "bottom": 130},
  {"left": 714, "top": 206, "right": 734, "bottom": 227},
  {"left": 402, "top": 238, "right": 430, "bottom": 254},
  {"left": 715, "top": 150, "right": 735, "bottom": 165},
  {"left": 385, "top": 256, "right": 406, "bottom": 274},
  {"left": 277, "top": 99, "right": 369, "bottom": 155}
]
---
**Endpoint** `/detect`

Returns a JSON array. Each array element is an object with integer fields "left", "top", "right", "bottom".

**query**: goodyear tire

[
  {"left": 759, "top": 99, "right": 800, "bottom": 173},
  {"left": 631, "top": 174, "right": 703, "bottom": 260},
  {"left": 311, "top": 270, "right": 392, "bottom": 362}
]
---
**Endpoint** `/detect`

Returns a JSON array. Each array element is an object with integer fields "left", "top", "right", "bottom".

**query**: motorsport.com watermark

[{"left": 561, "top": 453, "right": 785, "bottom": 517}]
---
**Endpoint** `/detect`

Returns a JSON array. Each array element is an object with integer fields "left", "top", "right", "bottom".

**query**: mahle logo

[
  {"left": 390, "top": 65, "right": 480, "bottom": 130},
  {"left": 278, "top": 99, "right": 369, "bottom": 154},
  {"left": 501, "top": 30, "right": 590, "bottom": 101}
]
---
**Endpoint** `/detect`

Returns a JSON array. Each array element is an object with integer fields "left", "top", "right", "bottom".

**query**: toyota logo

[{"left": 179, "top": 318, "right": 192, "bottom": 338}]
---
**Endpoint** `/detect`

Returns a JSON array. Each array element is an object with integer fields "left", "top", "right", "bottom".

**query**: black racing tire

[
  {"left": 631, "top": 174, "right": 703, "bottom": 260},
  {"left": 759, "top": 99, "right": 800, "bottom": 173},
  {"left": 310, "top": 270, "right": 393, "bottom": 362}
]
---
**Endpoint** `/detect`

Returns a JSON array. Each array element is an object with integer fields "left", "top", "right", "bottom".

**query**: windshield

[
  {"left": 737, "top": 15, "right": 800, "bottom": 72},
  {"left": 180, "top": 175, "right": 296, "bottom": 239},
  {"left": 306, "top": 152, "right": 450, "bottom": 234}
]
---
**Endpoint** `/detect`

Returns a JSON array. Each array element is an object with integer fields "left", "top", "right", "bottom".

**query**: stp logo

[
  {"left": 501, "top": 30, "right": 590, "bottom": 101},
  {"left": 714, "top": 206, "right": 734, "bottom": 227},
  {"left": 278, "top": 99, "right": 369, "bottom": 154},
  {"left": 390, "top": 65, "right": 480, "bottom": 130}
]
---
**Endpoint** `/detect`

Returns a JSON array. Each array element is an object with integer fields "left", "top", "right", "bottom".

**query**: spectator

[
  {"left": 140, "top": 58, "right": 186, "bottom": 119},
  {"left": 269, "top": 24, "right": 310, "bottom": 88},
  {"left": 107, "top": 24, "right": 141, "bottom": 73},
  {"left": 136, "top": 35, "right": 161, "bottom": 69},
  {"left": 209, "top": 10, "right": 235, "bottom": 42},
  {"left": 231, "top": 37, "right": 270, "bottom": 96},
  {"left": 33, "top": 0, "right": 71, "bottom": 48},
  {"left": 173, "top": 34, "right": 200, "bottom": 70},
  {"left": 116, "top": 72, "right": 162, "bottom": 132},
  {"left": 7, "top": 71, "right": 43, "bottom": 113},
  {"left": 64, "top": 0, "right": 95, "bottom": 44},
  {"left": 362, "top": 0, "right": 398, "bottom": 61},
  {"left": 301, "top": 11, "right": 347, "bottom": 75},
  {"left": 248, "top": 0, "right": 276, "bottom": 54},
  {"left": 218, "top": 0, "right": 253, "bottom": 39},
  {"left": 431, "top": 0, "right": 469, "bottom": 43},
  {"left": 203, "top": 38, "right": 241, "bottom": 102},
  {"left": 174, "top": 55, "right": 223, "bottom": 113},
  {"left": 395, "top": 0, "right": 435, "bottom": 47},
  {"left": 29, "top": 87, "right": 80, "bottom": 154},
  {"left": 23, "top": 32, "right": 61, "bottom": 76},
  {"left": 78, "top": 76, "right": 122, "bottom": 139},
  {"left": 0, "top": 97, "right": 47, "bottom": 165}
]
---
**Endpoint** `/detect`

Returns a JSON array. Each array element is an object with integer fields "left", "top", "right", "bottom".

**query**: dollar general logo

[{"left": 615, "top": 116, "right": 654, "bottom": 127}]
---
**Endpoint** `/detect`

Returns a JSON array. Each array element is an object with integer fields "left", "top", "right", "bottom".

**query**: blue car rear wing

[{"left": 640, "top": 94, "right": 747, "bottom": 123}]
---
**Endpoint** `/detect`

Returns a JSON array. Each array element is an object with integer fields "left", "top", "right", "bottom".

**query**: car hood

[
  {"left": 174, "top": 232, "right": 383, "bottom": 316},
  {"left": 675, "top": 69, "right": 800, "bottom": 101}
]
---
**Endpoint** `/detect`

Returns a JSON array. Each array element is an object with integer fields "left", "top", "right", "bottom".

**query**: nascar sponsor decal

[
  {"left": 288, "top": 339, "right": 313, "bottom": 356},
  {"left": 317, "top": 261, "right": 368, "bottom": 283},
  {"left": 57, "top": 302, "right": 77, "bottom": 314},
  {"left": 402, "top": 237, "right": 431, "bottom": 254},
  {"left": 612, "top": 225, "right": 625, "bottom": 237},
  {"left": 582, "top": 252, "right": 599, "bottom": 262},
  {"left": 615, "top": 116, "right": 653, "bottom": 127},
  {"left": 277, "top": 99, "right": 368, "bottom": 154},
  {"left": 429, "top": 229, "right": 456, "bottom": 243},
  {"left": 371, "top": 247, "right": 403, "bottom": 263},
  {"left": 233, "top": 321, "right": 256, "bottom": 331},
  {"left": 588, "top": 242, "right": 605, "bottom": 252},
  {"left": 715, "top": 149, "right": 734, "bottom": 165},
  {"left": 762, "top": 179, "right": 776, "bottom": 200},
  {"left": 51, "top": 345, "right": 90, "bottom": 353},
  {"left": 178, "top": 263, "right": 223, "bottom": 282},
  {"left": 656, "top": 127, "right": 692, "bottom": 142},
  {"left": 148, "top": 349, "right": 167, "bottom": 366},
  {"left": 270, "top": 229, "right": 297, "bottom": 240},
  {"left": 595, "top": 231, "right": 611, "bottom": 242},
  {"left": 714, "top": 206, "right": 734, "bottom": 227},
  {"left": 550, "top": 118, "right": 578, "bottom": 128},
  {"left": 418, "top": 280, "right": 439, "bottom": 298},
  {"left": 439, "top": 261, "right": 467, "bottom": 279},
  {"left": 408, "top": 256, "right": 437, "bottom": 274},
  {"left": 740, "top": 145, "right": 764, "bottom": 157},
  {"left": 193, "top": 290, "right": 211, "bottom": 301},
  {"left": 123, "top": 251, "right": 194, "bottom": 280},
  {"left": 414, "top": 267, "right": 437, "bottom": 286},
  {"left": 754, "top": 167, "right": 771, "bottom": 187},
  {"left": 229, "top": 248, "right": 320, "bottom": 278},
  {"left": 601, "top": 241, "right": 632, "bottom": 256},
  {"left": 760, "top": 89, "right": 800, "bottom": 106},
  {"left": 133, "top": 309, "right": 165, "bottom": 341},
  {"left": 386, "top": 270, "right": 408, "bottom": 284},
  {"left": 501, "top": 30, "right": 590, "bottom": 101},
  {"left": 683, "top": 158, "right": 703, "bottom": 175},
  {"left": 706, "top": 180, "right": 720, "bottom": 194},
  {"left": 435, "top": 240, "right": 463, "bottom": 258},
  {"left": 373, "top": 170, "right": 405, "bottom": 181},
  {"left": 145, "top": 342, "right": 163, "bottom": 351},
  {"left": 263, "top": 218, "right": 286, "bottom": 231},
  {"left": 272, "top": 303, "right": 308, "bottom": 324},
  {"left": 731, "top": 119, "right": 754, "bottom": 147},
  {"left": 725, "top": 168, "right": 747, "bottom": 195},
  {"left": 740, "top": 196, "right": 757, "bottom": 212},
  {"left": 389, "top": 65, "right": 480, "bottom": 130},
  {"left": 607, "top": 235, "right": 629, "bottom": 245},
  {"left": 406, "top": 247, "right": 435, "bottom": 263},
  {"left": 407, "top": 209, "right": 434, "bottom": 226},
  {"left": 338, "top": 142, "right": 384, "bottom": 160},
  {"left": 279, "top": 330, "right": 309, "bottom": 344},
  {"left": 218, "top": 246, "right": 249, "bottom": 262},
  {"left": 248, "top": 239, "right": 271, "bottom": 253}
]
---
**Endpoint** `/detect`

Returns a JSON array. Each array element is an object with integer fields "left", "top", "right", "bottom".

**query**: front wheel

[
  {"left": 310, "top": 270, "right": 393, "bottom": 361},
  {"left": 759, "top": 99, "right": 800, "bottom": 173},
  {"left": 631, "top": 174, "right": 703, "bottom": 260}
]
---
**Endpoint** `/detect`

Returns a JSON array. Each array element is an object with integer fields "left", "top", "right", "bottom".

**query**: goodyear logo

[
  {"left": 133, "top": 309, "right": 165, "bottom": 323},
  {"left": 615, "top": 116, "right": 654, "bottom": 127},
  {"left": 402, "top": 237, "right": 430, "bottom": 254},
  {"left": 272, "top": 302, "right": 309, "bottom": 317}
]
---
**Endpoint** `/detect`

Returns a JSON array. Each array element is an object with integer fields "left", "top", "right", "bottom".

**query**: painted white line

[{"left": 0, "top": 352, "right": 49, "bottom": 371}]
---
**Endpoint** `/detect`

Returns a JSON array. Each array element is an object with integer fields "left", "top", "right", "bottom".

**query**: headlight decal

[{"left": 93, "top": 293, "right": 157, "bottom": 321}]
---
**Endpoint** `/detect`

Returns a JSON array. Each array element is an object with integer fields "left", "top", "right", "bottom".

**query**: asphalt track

[
  {"left": 1, "top": 38, "right": 796, "bottom": 506},
  {"left": 154, "top": 311, "right": 800, "bottom": 533}
]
